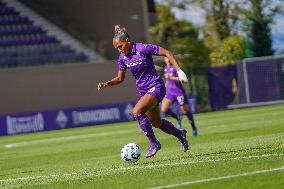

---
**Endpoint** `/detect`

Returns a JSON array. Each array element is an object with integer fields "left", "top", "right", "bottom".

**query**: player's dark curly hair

[{"left": 113, "top": 24, "right": 129, "bottom": 40}]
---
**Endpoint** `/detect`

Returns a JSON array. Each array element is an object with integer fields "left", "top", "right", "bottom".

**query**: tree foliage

[
  {"left": 151, "top": 0, "right": 283, "bottom": 111},
  {"left": 210, "top": 0, "right": 230, "bottom": 40},
  {"left": 238, "top": 0, "right": 278, "bottom": 57},
  {"left": 169, "top": 0, "right": 284, "bottom": 58},
  {"left": 174, "top": 0, "right": 232, "bottom": 48},
  {"left": 150, "top": 3, "right": 210, "bottom": 68},
  {"left": 170, "top": 37, "right": 210, "bottom": 69},
  {"left": 150, "top": 2, "right": 211, "bottom": 109},
  {"left": 210, "top": 35, "right": 246, "bottom": 66}
]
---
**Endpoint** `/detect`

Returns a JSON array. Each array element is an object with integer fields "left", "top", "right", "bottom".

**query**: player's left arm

[
  {"left": 159, "top": 47, "right": 181, "bottom": 71},
  {"left": 159, "top": 47, "right": 188, "bottom": 82}
]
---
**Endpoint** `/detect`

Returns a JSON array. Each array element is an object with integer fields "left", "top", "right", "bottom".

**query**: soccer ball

[{"left": 120, "top": 143, "right": 141, "bottom": 163}]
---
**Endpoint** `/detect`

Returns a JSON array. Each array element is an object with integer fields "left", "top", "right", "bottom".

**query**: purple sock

[
  {"left": 186, "top": 110, "right": 197, "bottom": 130},
  {"left": 159, "top": 119, "right": 182, "bottom": 139},
  {"left": 165, "top": 109, "right": 178, "bottom": 120},
  {"left": 135, "top": 114, "right": 158, "bottom": 145}
]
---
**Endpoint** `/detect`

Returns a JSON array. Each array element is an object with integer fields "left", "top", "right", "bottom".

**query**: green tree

[
  {"left": 237, "top": 0, "right": 284, "bottom": 56},
  {"left": 149, "top": 3, "right": 177, "bottom": 49},
  {"left": 174, "top": 0, "right": 232, "bottom": 48},
  {"left": 210, "top": 35, "right": 246, "bottom": 66},
  {"left": 244, "top": 37, "right": 254, "bottom": 58},
  {"left": 211, "top": 0, "right": 230, "bottom": 40},
  {"left": 249, "top": 0, "right": 273, "bottom": 56},
  {"left": 150, "top": 3, "right": 209, "bottom": 68},
  {"left": 170, "top": 37, "right": 210, "bottom": 69},
  {"left": 150, "top": 2, "right": 211, "bottom": 110},
  {"left": 150, "top": 3, "right": 198, "bottom": 43}
]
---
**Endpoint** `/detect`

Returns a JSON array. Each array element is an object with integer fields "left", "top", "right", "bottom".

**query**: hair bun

[
  {"left": 113, "top": 24, "right": 129, "bottom": 40},
  {"left": 114, "top": 24, "right": 126, "bottom": 34}
]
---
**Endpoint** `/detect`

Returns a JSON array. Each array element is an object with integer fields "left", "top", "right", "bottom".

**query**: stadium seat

[{"left": 0, "top": 2, "right": 89, "bottom": 68}]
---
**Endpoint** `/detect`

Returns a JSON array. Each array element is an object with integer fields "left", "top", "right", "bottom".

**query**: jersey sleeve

[
  {"left": 163, "top": 67, "right": 167, "bottom": 77},
  {"left": 172, "top": 67, "right": 178, "bottom": 77},
  {"left": 117, "top": 55, "right": 127, "bottom": 71},
  {"left": 143, "top": 43, "right": 160, "bottom": 56}
]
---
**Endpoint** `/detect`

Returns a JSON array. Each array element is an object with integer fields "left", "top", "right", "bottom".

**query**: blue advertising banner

[
  {"left": 207, "top": 65, "right": 237, "bottom": 111},
  {"left": 0, "top": 102, "right": 135, "bottom": 136}
]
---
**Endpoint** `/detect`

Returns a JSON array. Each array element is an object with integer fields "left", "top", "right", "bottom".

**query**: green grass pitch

[{"left": 0, "top": 104, "right": 284, "bottom": 189}]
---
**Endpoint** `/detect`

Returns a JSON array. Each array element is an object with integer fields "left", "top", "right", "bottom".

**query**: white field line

[
  {"left": 3, "top": 129, "right": 138, "bottom": 148},
  {"left": 0, "top": 153, "right": 284, "bottom": 184},
  {"left": 149, "top": 166, "right": 284, "bottom": 189}
]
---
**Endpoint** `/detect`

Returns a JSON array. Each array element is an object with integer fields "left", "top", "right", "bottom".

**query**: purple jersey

[
  {"left": 164, "top": 65, "right": 185, "bottom": 95},
  {"left": 164, "top": 65, "right": 188, "bottom": 105},
  {"left": 117, "top": 42, "right": 164, "bottom": 97}
]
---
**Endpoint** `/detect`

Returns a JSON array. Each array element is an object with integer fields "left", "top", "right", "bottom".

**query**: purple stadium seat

[{"left": 0, "top": 3, "right": 89, "bottom": 68}]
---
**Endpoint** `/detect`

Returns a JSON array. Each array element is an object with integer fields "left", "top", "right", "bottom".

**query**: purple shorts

[
  {"left": 165, "top": 92, "right": 188, "bottom": 106},
  {"left": 139, "top": 85, "right": 166, "bottom": 104}
]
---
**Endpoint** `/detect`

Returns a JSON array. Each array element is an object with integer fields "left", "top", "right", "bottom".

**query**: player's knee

[
  {"left": 180, "top": 105, "right": 188, "bottom": 113},
  {"left": 132, "top": 108, "right": 142, "bottom": 118},
  {"left": 180, "top": 109, "right": 187, "bottom": 114},
  {"left": 161, "top": 106, "right": 167, "bottom": 113}
]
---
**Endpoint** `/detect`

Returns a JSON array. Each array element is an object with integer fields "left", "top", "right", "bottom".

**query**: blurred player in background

[
  {"left": 160, "top": 57, "right": 198, "bottom": 136},
  {"left": 97, "top": 24, "right": 189, "bottom": 158}
]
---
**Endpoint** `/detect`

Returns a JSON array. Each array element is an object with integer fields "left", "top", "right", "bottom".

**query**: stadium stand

[{"left": 0, "top": 0, "right": 102, "bottom": 68}]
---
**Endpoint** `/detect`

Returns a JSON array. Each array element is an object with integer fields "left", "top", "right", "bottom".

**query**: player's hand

[
  {"left": 97, "top": 82, "right": 108, "bottom": 91},
  {"left": 177, "top": 70, "right": 188, "bottom": 83}
]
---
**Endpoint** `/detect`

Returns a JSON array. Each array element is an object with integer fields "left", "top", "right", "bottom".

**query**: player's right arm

[
  {"left": 97, "top": 70, "right": 126, "bottom": 91},
  {"left": 158, "top": 47, "right": 188, "bottom": 83}
]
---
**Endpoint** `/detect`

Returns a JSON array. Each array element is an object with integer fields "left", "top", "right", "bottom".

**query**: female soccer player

[
  {"left": 97, "top": 25, "right": 189, "bottom": 158},
  {"left": 161, "top": 57, "right": 198, "bottom": 136}
]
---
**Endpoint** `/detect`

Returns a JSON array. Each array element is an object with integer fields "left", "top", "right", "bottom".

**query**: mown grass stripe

[
  {"left": 0, "top": 153, "right": 283, "bottom": 184},
  {"left": 149, "top": 166, "right": 284, "bottom": 189}
]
